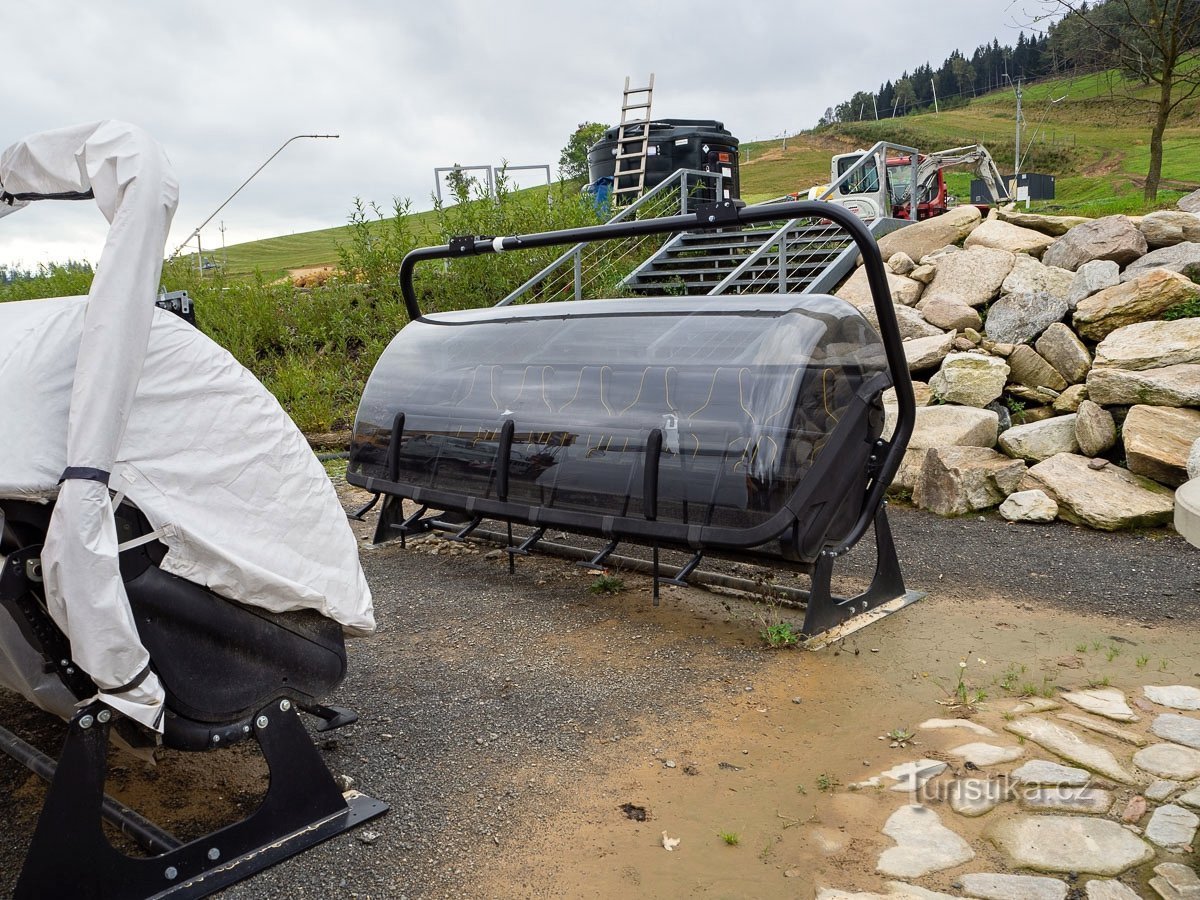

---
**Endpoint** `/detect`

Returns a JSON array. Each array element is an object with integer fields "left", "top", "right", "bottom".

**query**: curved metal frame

[{"left": 394, "top": 199, "right": 916, "bottom": 556}]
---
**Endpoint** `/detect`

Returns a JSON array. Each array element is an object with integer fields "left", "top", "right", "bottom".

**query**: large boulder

[
  {"left": 928, "top": 353, "right": 1010, "bottom": 407},
  {"left": 1178, "top": 188, "right": 1200, "bottom": 214},
  {"left": 884, "top": 404, "right": 1000, "bottom": 493},
  {"left": 1087, "top": 364, "right": 1200, "bottom": 407},
  {"left": 1036, "top": 323, "right": 1092, "bottom": 385},
  {"left": 1120, "top": 241, "right": 1200, "bottom": 282},
  {"left": 1074, "top": 400, "right": 1116, "bottom": 457},
  {"left": 1019, "top": 453, "right": 1175, "bottom": 530},
  {"left": 837, "top": 266, "right": 924, "bottom": 307},
  {"left": 1074, "top": 269, "right": 1200, "bottom": 340},
  {"left": 884, "top": 404, "right": 999, "bottom": 449},
  {"left": 1007, "top": 344, "right": 1069, "bottom": 392},
  {"left": 985, "top": 291, "right": 1069, "bottom": 345},
  {"left": 1043, "top": 216, "right": 1148, "bottom": 272},
  {"left": 918, "top": 296, "right": 982, "bottom": 331},
  {"left": 1001, "top": 254, "right": 1075, "bottom": 302},
  {"left": 1093, "top": 318, "right": 1200, "bottom": 370},
  {"left": 876, "top": 205, "right": 982, "bottom": 265},
  {"left": 1138, "top": 210, "right": 1200, "bottom": 248},
  {"left": 912, "top": 446, "right": 1026, "bottom": 516},
  {"left": 921, "top": 246, "right": 1017, "bottom": 308},
  {"left": 996, "top": 208, "right": 1091, "bottom": 236},
  {"left": 965, "top": 218, "right": 1055, "bottom": 257},
  {"left": 1122, "top": 404, "right": 1200, "bottom": 487},
  {"left": 999, "top": 415, "right": 1079, "bottom": 462},
  {"left": 860, "top": 303, "right": 944, "bottom": 341},
  {"left": 903, "top": 332, "right": 956, "bottom": 372},
  {"left": 1067, "top": 259, "right": 1121, "bottom": 310},
  {"left": 999, "top": 489, "right": 1058, "bottom": 522}
]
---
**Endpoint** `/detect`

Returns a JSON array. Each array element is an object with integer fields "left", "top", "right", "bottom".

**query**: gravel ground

[{"left": 0, "top": 501, "right": 1197, "bottom": 898}]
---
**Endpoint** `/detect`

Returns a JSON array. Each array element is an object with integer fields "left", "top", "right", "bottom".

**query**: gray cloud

[{"left": 1, "top": 0, "right": 1032, "bottom": 267}]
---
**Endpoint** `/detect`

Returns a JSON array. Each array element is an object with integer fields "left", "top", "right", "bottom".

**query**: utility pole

[
  {"left": 1014, "top": 79, "right": 1024, "bottom": 207},
  {"left": 931, "top": 79, "right": 939, "bottom": 114},
  {"left": 872, "top": 95, "right": 879, "bottom": 120}
]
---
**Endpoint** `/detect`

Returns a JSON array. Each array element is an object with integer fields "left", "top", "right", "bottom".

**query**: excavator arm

[{"left": 901, "top": 144, "right": 1010, "bottom": 208}]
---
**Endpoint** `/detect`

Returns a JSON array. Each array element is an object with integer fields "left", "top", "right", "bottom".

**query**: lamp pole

[{"left": 169, "top": 133, "right": 339, "bottom": 262}]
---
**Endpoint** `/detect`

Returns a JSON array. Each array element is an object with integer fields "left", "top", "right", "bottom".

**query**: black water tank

[{"left": 587, "top": 119, "right": 740, "bottom": 200}]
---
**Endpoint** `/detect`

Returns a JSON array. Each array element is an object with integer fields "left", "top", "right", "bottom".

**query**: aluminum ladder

[{"left": 611, "top": 74, "right": 655, "bottom": 205}]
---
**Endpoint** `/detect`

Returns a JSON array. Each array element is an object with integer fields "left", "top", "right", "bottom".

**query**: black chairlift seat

[
  {"left": 348, "top": 200, "right": 918, "bottom": 637},
  {"left": 0, "top": 498, "right": 386, "bottom": 899}
]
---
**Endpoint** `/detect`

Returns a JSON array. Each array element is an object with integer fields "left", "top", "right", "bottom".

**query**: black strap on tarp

[{"left": 58, "top": 467, "right": 111, "bottom": 485}]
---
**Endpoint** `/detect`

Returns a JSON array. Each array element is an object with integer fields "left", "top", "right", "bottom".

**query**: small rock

[
  {"left": 876, "top": 804, "right": 975, "bottom": 878},
  {"left": 1052, "top": 383, "right": 1089, "bottom": 414},
  {"left": 792, "top": 696, "right": 804, "bottom": 704},
  {"left": 889, "top": 252, "right": 917, "bottom": 275},
  {"left": 1088, "top": 458, "right": 1109, "bottom": 470},
  {"left": 959, "top": 872, "right": 1068, "bottom": 900},
  {"left": 1060, "top": 688, "right": 1138, "bottom": 723},
  {"left": 334, "top": 773, "right": 356, "bottom": 792},
  {"left": 357, "top": 829, "right": 381, "bottom": 845},
  {"left": 1144, "top": 803, "right": 1199, "bottom": 852},
  {"left": 1146, "top": 685, "right": 1200, "bottom": 711},
  {"left": 999, "top": 489, "right": 1058, "bottom": 523},
  {"left": 663, "top": 759, "right": 676, "bottom": 769},
  {"left": 1121, "top": 795, "right": 1148, "bottom": 824},
  {"left": 1178, "top": 785, "right": 1200, "bottom": 808},
  {"left": 854, "top": 759, "right": 948, "bottom": 792}
]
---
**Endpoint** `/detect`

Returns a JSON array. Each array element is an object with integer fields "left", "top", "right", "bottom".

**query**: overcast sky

[{"left": 0, "top": 0, "right": 1037, "bottom": 268}]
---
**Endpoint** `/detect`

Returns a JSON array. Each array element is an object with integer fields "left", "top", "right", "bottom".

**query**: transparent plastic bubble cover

[{"left": 350, "top": 295, "right": 889, "bottom": 537}]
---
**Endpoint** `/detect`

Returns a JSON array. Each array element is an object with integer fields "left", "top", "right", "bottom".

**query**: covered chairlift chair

[
  {"left": 349, "top": 199, "right": 919, "bottom": 638},
  {"left": 0, "top": 122, "right": 385, "bottom": 899}
]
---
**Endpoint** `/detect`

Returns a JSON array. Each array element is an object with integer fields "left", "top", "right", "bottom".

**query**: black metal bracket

[
  {"left": 695, "top": 199, "right": 740, "bottom": 226},
  {"left": 449, "top": 235, "right": 490, "bottom": 256},
  {"left": 506, "top": 526, "right": 545, "bottom": 557},
  {"left": 659, "top": 550, "right": 704, "bottom": 588},
  {"left": 575, "top": 539, "right": 619, "bottom": 572},
  {"left": 348, "top": 492, "right": 380, "bottom": 522},
  {"left": 448, "top": 515, "right": 483, "bottom": 542},
  {"left": 800, "top": 503, "right": 907, "bottom": 637},
  {"left": 13, "top": 699, "right": 388, "bottom": 900}
]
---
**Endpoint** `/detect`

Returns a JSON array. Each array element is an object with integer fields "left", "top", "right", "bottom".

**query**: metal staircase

[
  {"left": 621, "top": 217, "right": 863, "bottom": 296},
  {"left": 611, "top": 74, "right": 655, "bottom": 205}
]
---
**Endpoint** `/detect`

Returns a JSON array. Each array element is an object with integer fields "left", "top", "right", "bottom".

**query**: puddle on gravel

[{"left": 466, "top": 580, "right": 1200, "bottom": 899}]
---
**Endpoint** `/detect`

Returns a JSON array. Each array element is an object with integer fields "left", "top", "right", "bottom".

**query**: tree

[
  {"left": 558, "top": 122, "right": 609, "bottom": 182},
  {"left": 1039, "top": 0, "right": 1200, "bottom": 199},
  {"left": 894, "top": 78, "right": 918, "bottom": 114}
]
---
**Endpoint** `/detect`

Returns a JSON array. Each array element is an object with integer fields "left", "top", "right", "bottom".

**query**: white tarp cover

[{"left": 0, "top": 122, "right": 374, "bottom": 731}]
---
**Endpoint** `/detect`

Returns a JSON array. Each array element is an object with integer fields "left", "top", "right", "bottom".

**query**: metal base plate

[{"left": 802, "top": 589, "right": 926, "bottom": 651}]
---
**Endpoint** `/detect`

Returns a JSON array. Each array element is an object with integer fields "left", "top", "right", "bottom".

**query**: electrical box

[{"left": 972, "top": 172, "right": 1054, "bottom": 204}]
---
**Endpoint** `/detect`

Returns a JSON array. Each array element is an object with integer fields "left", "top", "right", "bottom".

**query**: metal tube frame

[{"left": 394, "top": 198, "right": 916, "bottom": 556}]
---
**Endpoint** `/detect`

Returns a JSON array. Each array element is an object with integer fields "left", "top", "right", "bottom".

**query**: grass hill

[{"left": 213, "top": 63, "right": 1200, "bottom": 279}]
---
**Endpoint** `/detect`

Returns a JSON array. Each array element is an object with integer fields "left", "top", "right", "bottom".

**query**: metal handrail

[
  {"left": 495, "top": 168, "right": 723, "bottom": 306},
  {"left": 397, "top": 199, "right": 916, "bottom": 556},
  {"left": 708, "top": 217, "right": 800, "bottom": 295}
]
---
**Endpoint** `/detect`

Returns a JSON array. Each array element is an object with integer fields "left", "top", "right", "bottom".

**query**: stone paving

[{"left": 821, "top": 684, "right": 1200, "bottom": 899}]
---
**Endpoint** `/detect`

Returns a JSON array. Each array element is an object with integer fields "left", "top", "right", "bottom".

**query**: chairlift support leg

[
  {"left": 507, "top": 526, "right": 546, "bottom": 559},
  {"left": 660, "top": 549, "right": 703, "bottom": 588},
  {"left": 13, "top": 700, "right": 387, "bottom": 900},
  {"left": 800, "top": 503, "right": 908, "bottom": 638},
  {"left": 576, "top": 539, "right": 620, "bottom": 572}
]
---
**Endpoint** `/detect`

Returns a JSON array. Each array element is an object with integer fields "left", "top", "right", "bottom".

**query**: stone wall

[{"left": 838, "top": 188, "right": 1200, "bottom": 531}]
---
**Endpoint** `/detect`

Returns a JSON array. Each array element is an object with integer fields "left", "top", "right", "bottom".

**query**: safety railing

[{"left": 496, "top": 168, "right": 726, "bottom": 306}]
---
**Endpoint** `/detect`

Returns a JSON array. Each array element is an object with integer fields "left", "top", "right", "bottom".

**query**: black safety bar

[{"left": 396, "top": 199, "right": 916, "bottom": 556}]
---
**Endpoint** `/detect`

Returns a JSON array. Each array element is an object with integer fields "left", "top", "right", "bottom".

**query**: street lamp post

[{"left": 169, "top": 133, "right": 339, "bottom": 264}]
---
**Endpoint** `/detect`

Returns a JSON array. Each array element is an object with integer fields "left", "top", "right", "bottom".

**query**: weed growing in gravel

[
  {"left": 1136, "top": 654, "right": 1150, "bottom": 668},
  {"left": 588, "top": 573, "right": 625, "bottom": 595},
  {"left": 1075, "top": 643, "right": 1089, "bottom": 653},
  {"left": 760, "top": 621, "right": 800, "bottom": 649},
  {"left": 937, "top": 653, "right": 987, "bottom": 709},
  {"left": 1106, "top": 645, "right": 1120, "bottom": 662},
  {"left": 718, "top": 830, "right": 740, "bottom": 846},
  {"left": 816, "top": 773, "right": 839, "bottom": 792}
]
